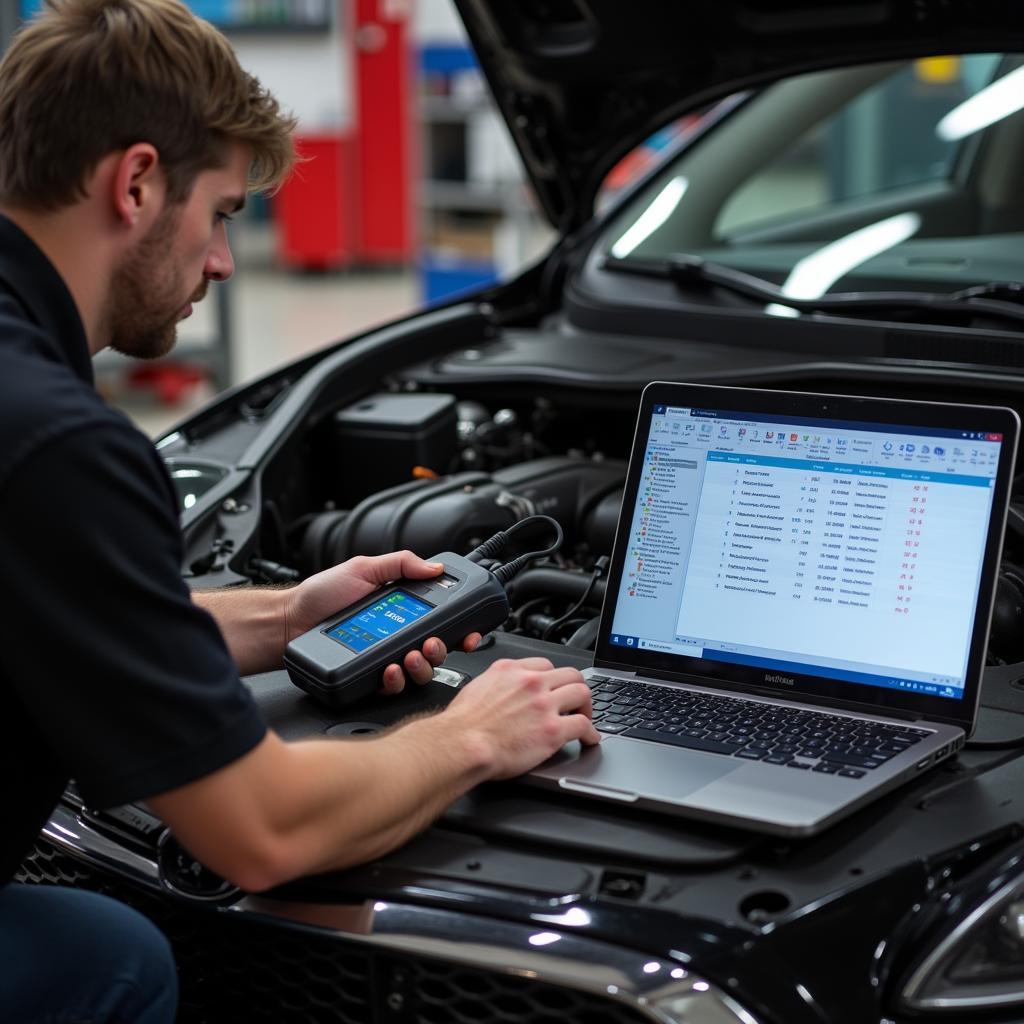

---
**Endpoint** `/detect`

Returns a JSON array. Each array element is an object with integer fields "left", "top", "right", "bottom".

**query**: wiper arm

[{"left": 604, "top": 254, "right": 1024, "bottom": 327}]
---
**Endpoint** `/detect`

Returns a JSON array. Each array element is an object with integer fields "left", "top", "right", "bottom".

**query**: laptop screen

[{"left": 600, "top": 385, "right": 1018, "bottom": 720}]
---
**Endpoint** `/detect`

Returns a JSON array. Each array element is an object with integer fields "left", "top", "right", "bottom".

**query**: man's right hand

[
  {"left": 149, "top": 656, "right": 600, "bottom": 893},
  {"left": 442, "top": 657, "right": 601, "bottom": 780}
]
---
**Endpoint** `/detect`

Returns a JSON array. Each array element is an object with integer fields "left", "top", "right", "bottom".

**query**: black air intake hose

[
  {"left": 301, "top": 472, "right": 517, "bottom": 574},
  {"left": 504, "top": 566, "right": 608, "bottom": 608}
]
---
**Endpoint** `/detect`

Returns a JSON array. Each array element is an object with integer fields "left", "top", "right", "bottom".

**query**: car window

[
  {"left": 596, "top": 115, "right": 706, "bottom": 213},
  {"left": 716, "top": 55, "right": 1004, "bottom": 238},
  {"left": 604, "top": 53, "right": 1023, "bottom": 295}
]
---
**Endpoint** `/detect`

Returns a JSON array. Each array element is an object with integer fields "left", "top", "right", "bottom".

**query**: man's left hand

[{"left": 283, "top": 551, "right": 482, "bottom": 694}]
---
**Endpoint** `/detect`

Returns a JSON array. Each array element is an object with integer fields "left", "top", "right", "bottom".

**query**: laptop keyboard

[{"left": 588, "top": 676, "right": 931, "bottom": 779}]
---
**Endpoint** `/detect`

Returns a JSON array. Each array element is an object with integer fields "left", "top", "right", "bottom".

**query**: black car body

[{"left": 19, "top": 2, "right": 1024, "bottom": 1021}]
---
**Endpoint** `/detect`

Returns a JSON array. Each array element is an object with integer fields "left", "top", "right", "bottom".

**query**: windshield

[{"left": 605, "top": 55, "right": 1024, "bottom": 301}]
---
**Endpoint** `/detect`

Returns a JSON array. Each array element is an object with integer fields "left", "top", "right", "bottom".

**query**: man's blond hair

[{"left": 0, "top": 0, "right": 296, "bottom": 210}]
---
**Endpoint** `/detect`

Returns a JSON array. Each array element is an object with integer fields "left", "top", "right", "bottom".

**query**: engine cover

[{"left": 302, "top": 457, "right": 626, "bottom": 573}]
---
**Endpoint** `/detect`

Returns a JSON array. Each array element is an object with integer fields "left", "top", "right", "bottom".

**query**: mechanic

[{"left": 0, "top": 1, "right": 601, "bottom": 1020}]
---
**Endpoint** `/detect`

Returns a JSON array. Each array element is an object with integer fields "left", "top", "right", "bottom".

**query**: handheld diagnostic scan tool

[{"left": 285, "top": 517, "right": 562, "bottom": 709}]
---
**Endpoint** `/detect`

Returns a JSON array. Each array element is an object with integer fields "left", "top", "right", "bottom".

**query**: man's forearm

[
  {"left": 149, "top": 713, "right": 492, "bottom": 891},
  {"left": 193, "top": 587, "right": 290, "bottom": 676},
  {"left": 265, "top": 715, "right": 492, "bottom": 879},
  {"left": 147, "top": 657, "right": 596, "bottom": 892}
]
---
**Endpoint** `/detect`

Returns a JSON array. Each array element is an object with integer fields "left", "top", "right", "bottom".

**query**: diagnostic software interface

[{"left": 609, "top": 405, "right": 1003, "bottom": 700}]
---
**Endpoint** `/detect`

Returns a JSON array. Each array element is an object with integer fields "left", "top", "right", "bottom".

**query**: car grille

[{"left": 16, "top": 839, "right": 646, "bottom": 1024}]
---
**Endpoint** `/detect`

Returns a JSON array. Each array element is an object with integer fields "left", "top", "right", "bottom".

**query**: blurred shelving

[{"left": 416, "top": 41, "right": 551, "bottom": 305}]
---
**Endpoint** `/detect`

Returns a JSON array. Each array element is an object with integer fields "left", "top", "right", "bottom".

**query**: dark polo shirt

[{"left": 0, "top": 215, "right": 266, "bottom": 884}]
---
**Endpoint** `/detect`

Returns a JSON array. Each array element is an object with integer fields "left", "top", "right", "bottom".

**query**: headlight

[{"left": 900, "top": 851, "right": 1024, "bottom": 1012}]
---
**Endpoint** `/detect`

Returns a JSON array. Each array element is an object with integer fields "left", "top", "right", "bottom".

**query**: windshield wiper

[{"left": 604, "top": 254, "right": 1024, "bottom": 327}]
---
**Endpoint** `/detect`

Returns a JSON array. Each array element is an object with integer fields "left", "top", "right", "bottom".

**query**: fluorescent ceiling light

[
  {"left": 936, "top": 64, "right": 1024, "bottom": 141},
  {"left": 767, "top": 211, "right": 921, "bottom": 318},
  {"left": 610, "top": 176, "right": 689, "bottom": 258}
]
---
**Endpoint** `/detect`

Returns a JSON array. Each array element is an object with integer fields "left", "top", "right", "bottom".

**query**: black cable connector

[
  {"left": 465, "top": 514, "right": 564, "bottom": 585},
  {"left": 465, "top": 531, "right": 510, "bottom": 564},
  {"left": 249, "top": 558, "right": 301, "bottom": 583}
]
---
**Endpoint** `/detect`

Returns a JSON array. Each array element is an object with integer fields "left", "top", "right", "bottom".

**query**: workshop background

[{"left": 25, "top": 0, "right": 560, "bottom": 438}]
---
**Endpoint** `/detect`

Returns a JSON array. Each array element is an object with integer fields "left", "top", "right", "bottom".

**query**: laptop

[{"left": 528, "top": 382, "right": 1019, "bottom": 835}]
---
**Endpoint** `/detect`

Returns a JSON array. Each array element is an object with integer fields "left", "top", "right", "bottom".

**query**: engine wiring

[{"left": 541, "top": 555, "right": 609, "bottom": 642}]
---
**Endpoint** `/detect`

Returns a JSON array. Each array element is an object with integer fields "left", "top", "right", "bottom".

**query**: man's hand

[
  {"left": 443, "top": 657, "right": 601, "bottom": 779},
  {"left": 283, "top": 551, "right": 482, "bottom": 694},
  {"left": 150, "top": 657, "right": 601, "bottom": 890}
]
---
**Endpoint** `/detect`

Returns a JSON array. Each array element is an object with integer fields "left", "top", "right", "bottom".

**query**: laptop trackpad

[{"left": 536, "top": 736, "right": 741, "bottom": 802}]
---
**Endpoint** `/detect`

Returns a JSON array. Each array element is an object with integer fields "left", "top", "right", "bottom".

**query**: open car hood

[{"left": 454, "top": 0, "right": 1024, "bottom": 231}]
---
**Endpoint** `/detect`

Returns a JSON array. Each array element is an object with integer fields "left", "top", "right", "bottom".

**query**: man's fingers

[
  {"left": 543, "top": 674, "right": 599, "bottom": 745},
  {"left": 505, "top": 657, "right": 555, "bottom": 672},
  {"left": 543, "top": 667, "right": 587, "bottom": 691},
  {"left": 380, "top": 664, "right": 405, "bottom": 695},
  {"left": 379, "top": 637, "right": 449, "bottom": 695},
  {"left": 404, "top": 649, "right": 434, "bottom": 685},
  {"left": 351, "top": 551, "right": 444, "bottom": 586},
  {"left": 461, "top": 632, "right": 482, "bottom": 653},
  {"left": 423, "top": 637, "right": 447, "bottom": 666},
  {"left": 551, "top": 679, "right": 594, "bottom": 715},
  {"left": 395, "top": 551, "right": 445, "bottom": 579},
  {"left": 565, "top": 714, "right": 602, "bottom": 747}
]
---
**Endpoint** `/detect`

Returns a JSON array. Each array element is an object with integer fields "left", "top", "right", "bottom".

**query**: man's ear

[{"left": 110, "top": 143, "right": 164, "bottom": 230}]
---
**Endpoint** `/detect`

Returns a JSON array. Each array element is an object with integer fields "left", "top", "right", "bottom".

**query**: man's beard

[{"left": 105, "top": 206, "right": 206, "bottom": 361}]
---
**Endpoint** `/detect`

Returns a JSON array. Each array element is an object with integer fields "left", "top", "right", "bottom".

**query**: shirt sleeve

[{"left": 0, "top": 419, "right": 267, "bottom": 809}]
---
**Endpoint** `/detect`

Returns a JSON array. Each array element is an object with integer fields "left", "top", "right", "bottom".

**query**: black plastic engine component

[
  {"left": 504, "top": 565, "right": 608, "bottom": 608},
  {"left": 300, "top": 472, "right": 517, "bottom": 574},
  {"left": 580, "top": 488, "right": 625, "bottom": 556},
  {"left": 333, "top": 392, "right": 459, "bottom": 504},
  {"left": 301, "top": 457, "right": 627, "bottom": 575},
  {"left": 491, "top": 457, "right": 625, "bottom": 545},
  {"left": 990, "top": 562, "right": 1024, "bottom": 663}
]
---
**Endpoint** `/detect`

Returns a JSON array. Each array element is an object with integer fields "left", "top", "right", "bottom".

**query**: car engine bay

[{"left": 159, "top": 303, "right": 1024, "bottom": 670}]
